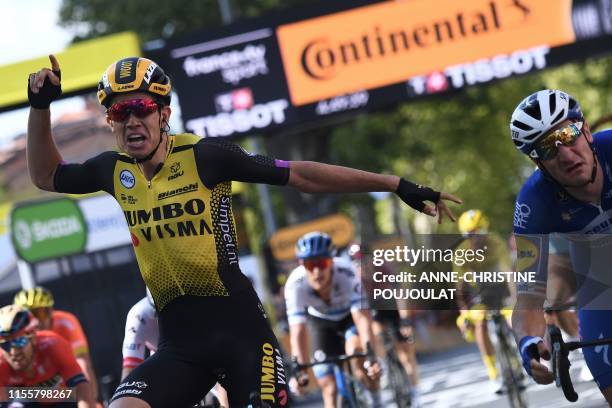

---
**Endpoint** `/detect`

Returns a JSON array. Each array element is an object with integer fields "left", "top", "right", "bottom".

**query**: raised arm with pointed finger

[
  {"left": 27, "top": 54, "right": 63, "bottom": 191},
  {"left": 287, "top": 160, "right": 462, "bottom": 223}
]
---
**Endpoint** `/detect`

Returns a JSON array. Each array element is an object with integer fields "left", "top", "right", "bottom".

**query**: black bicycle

[
  {"left": 290, "top": 344, "right": 377, "bottom": 408},
  {"left": 487, "top": 310, "right": 529, "bottom": 408},
  {"left": 379, "top": 324, "right": 413, "bottom": 407},
  {"left": 545, "top": 324, "right": 612, "bottom": 403}
]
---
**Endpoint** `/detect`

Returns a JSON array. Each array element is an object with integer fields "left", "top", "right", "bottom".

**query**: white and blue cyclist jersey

[
  {"left": 513, "top": 130, "right": 612, "bottom": 309},
  {"left": 284, "top": 257, "right": 365, "bottom": 326}
]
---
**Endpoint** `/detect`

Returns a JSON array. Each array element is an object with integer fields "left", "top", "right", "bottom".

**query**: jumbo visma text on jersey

[
  {"left": 112, "top": 135, "right": 242, "bottom": 309},
  {"left": 124, "top": 196, "right": 215, "bottom": 242}
]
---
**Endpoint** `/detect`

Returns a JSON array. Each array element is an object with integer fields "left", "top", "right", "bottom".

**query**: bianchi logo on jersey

[
  {"left": 158, "top": 183, "right": 198, "bottom": 200},
  {"left": 120, "top": 170, "right": 136, "bottom": 189},
  {"left": 513, "top": 202, "right": 531, "bottom": 229}
]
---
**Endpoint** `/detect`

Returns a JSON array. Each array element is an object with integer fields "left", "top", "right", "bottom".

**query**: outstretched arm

[
  {"left": 27, "top": 54, "right": 63, "bottom": 191},
  {"left": 288, "top": 160, "right": 461, "bottom": 223},
  {"left": 288, "top": 161, "right": 399, "bottom": 194}
]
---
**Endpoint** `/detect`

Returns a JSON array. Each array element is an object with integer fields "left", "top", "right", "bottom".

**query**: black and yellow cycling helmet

[
  {"left": 14, "top": 287, "right": 55, "bottom": 309},
  {"left": 97, "top": 57, "right": 172, "bottom": 108}
]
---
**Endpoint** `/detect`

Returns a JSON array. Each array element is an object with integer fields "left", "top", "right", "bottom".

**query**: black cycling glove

[
  {"left": 395, "top": 178, "right": 441, "bottom": 212},
  {"left": 28, "top": 69, "right": 62, "bottom": 109}
]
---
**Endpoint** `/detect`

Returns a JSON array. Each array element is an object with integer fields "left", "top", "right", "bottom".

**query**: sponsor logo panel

[
  {"left": 277, "top": 0, "right": 572, "bottom": 105},
  {"left": 120, "top": 170, "right": 136, "bottom": 189}
]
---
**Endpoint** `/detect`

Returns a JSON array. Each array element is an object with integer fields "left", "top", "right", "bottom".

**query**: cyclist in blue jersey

[{"left": 509, "top": 89, "right": 612, "bottom": 403}]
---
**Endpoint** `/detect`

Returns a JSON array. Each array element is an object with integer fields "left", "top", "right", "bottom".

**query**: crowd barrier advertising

[{"left": 146, "top": 0, "right": 612, "bottom": 139}]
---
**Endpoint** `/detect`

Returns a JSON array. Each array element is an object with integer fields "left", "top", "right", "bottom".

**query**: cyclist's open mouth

[{"left": 126, "top": 134, "right": 147, "bottom": 148}]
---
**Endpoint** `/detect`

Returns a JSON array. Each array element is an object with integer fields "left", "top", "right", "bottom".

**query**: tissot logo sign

[
  {"left": 10, "top": 198, "right": 87, "bottom": 263},
  {"left": 162, "top": 27, "right": 295, "bottom": 138},
  {"left": 276, "top": 0, "right": 574, "bottom": 105},
  {"left": 407, "top": 46, "right": 550, "bottom": 96}
]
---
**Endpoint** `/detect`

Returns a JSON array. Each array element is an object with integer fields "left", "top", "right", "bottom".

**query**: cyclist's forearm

[
  {"left": 75, "top": 382, "right": 96, "bottom": 407},
  {"left": 352, "top": 310, "right": 375, "bottom": 349},
  {"left": 77, "top": 355, "right": 98, "bottom": 399},
  {"left": 27, "top": 108, "right": 62, "bottom": 191},
  {"left": 289, "top": 323, "right": 309, "bottom": 364},
  {"left": 288, "top": 161, "right": 399, "bottom": 194},
  {"left": 512, "top": 295, "right": 546, "bottom": 342},
  {"left": 121, "top": 366, "right": 134, "bottom": 381}
]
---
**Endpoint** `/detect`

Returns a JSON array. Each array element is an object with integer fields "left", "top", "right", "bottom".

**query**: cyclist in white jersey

[
  {"left": 285, "top": 232, "right": 381, "bottom": 407},
  {"left": 121, "top": 290, "right": 228, "bottom": 406},
  {"left": 121, "top": 292, "right": 159, "bottom": 380}
]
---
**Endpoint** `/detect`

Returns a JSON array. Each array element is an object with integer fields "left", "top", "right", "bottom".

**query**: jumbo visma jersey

[{"left": 54, "top": 134, "right": 289, "bottom": 310}]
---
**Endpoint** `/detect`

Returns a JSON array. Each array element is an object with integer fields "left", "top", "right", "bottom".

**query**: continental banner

[
  {"left": 277, "top": 0, "right": 574, "bottom": 106},
  {"left": 145, "top": 0, "right": 612, "bottom": 138}
]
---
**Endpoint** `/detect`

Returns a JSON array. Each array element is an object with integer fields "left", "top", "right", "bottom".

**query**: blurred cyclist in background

[
  {"left": 0, "top": 304, "right": 96, "bottom": 407},
  {"left": 286, "top": 232, "right": 381, "bottom": 407},
  {"left": 121, "top": 289, "right": 158, "bottom": 381},
  {"left": 455, "top": 210, "right": 514, "bottom": 393},
  {"left": 14, "top": 286, "right": 99, "bottom": 400},
  {"left": 348, "top": 242, "right": 422, "bottom": 406}
]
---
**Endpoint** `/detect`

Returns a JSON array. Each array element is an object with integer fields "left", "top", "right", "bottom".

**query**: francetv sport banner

[{"left": 146, "top": 0, "right": 612, "bottom": 139}]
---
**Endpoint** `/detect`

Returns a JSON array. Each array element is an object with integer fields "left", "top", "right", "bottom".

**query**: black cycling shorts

[
  {"left": 111, "top": 286, "right": 289, "bottom": 407},
  {"left": 307, "top": 314, "right": 358, "bottom": 379}
]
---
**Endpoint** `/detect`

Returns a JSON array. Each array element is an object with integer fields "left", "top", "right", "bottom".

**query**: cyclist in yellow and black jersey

[
  {"left": 455, "top": 210, "right": 513, "bottom": 392},
  {"left": 26, "top": 55, "right": 461, "bottom": 408}
]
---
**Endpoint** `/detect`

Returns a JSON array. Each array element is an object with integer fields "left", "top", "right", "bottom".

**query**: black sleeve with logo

[
  {"left": 193, "top": 138, "right": 290, "bottom": 188},
  {"left": 53, "top": 151, "right": 117, "bottom": 195}
]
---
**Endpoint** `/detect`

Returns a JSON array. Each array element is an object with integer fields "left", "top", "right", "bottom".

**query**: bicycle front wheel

[
  {"left": 496, "top": 322, "right": 528, "bottom": 408},
  {"left": 386, "top": 355, "right": 412, "bottom": 407}
]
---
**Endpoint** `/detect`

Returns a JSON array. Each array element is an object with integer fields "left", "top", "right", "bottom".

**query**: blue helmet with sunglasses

[
  {"left": 510, "top": 89, "right": 583, "bottom": 158},
  {"left": 296, "top": 231, "right": 336, "bottom": 260}
]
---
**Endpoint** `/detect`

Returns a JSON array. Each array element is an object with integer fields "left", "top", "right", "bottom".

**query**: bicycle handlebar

[
  {"left": 549, "top": 325, "right": 578, "bottom": 402},
  {"left": 290, "top": 342, "right": 376, "bottom": 374},
  {"left": 543, "top": 301, "right": 577, "bottom": 314},
  {"left": 548, "top": 323, "right": 612, "bottom": 402}
]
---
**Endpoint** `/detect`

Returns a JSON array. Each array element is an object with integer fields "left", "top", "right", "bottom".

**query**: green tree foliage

[
  {"left": 331, "top": 57, "right": 612, "bottom": 234},
  {"left": 58, "top": 0, "right": 312, "bottom": 42}
]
